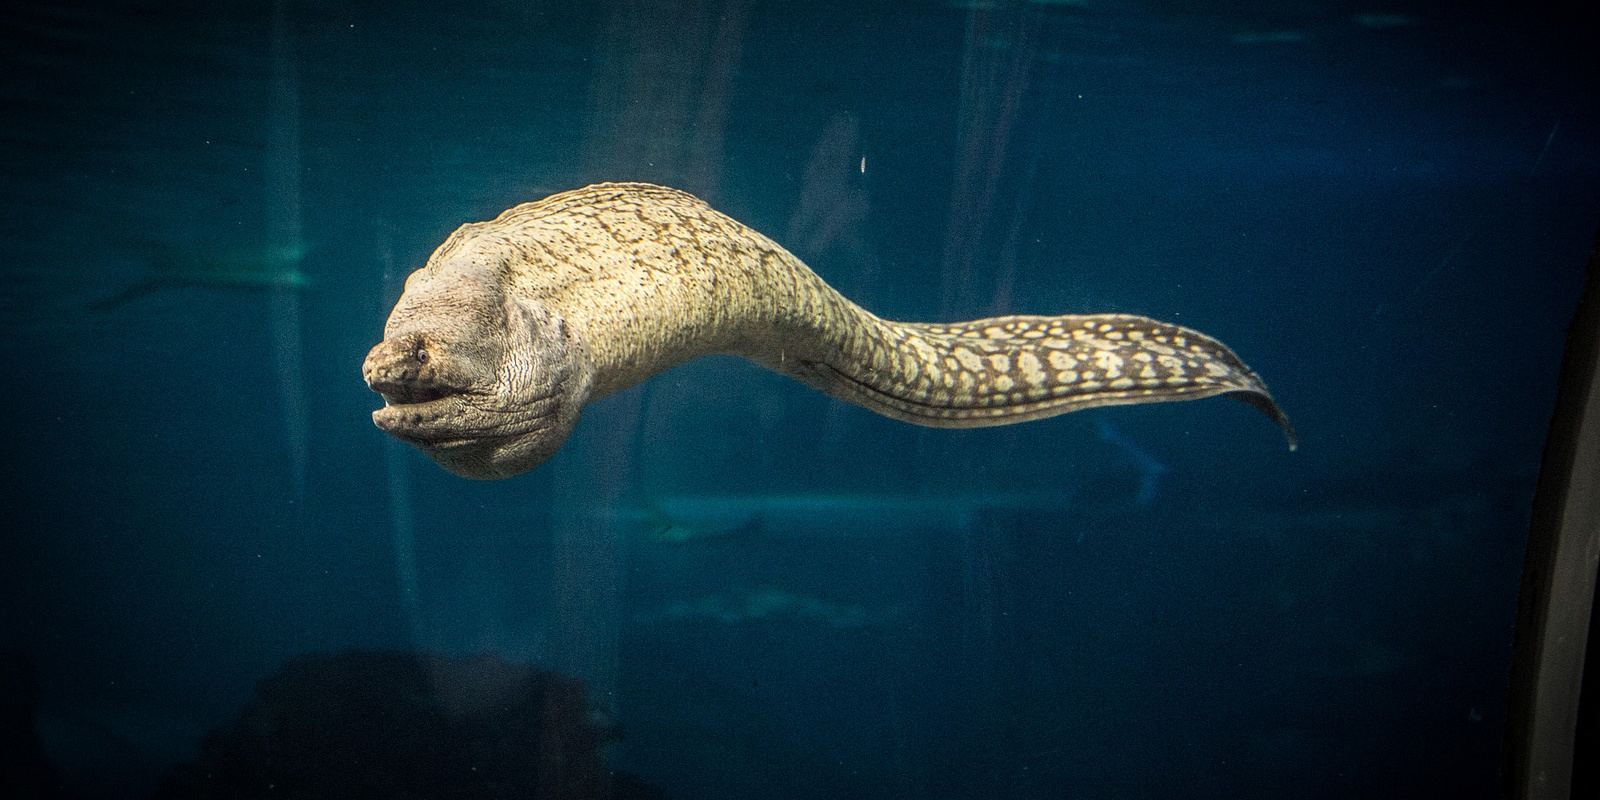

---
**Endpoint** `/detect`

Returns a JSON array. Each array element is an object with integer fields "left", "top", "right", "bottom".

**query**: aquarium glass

[{"left": 2, "top": 1, "right": 1597, "bottom": 798}]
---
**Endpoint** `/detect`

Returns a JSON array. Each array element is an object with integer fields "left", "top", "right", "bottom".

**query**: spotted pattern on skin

[
  {"left": 812, "top": 312, "right": 1293, "bottom": 450},
  {"left": 369, "top": 182, "right": 1297, "bottom": 483}
]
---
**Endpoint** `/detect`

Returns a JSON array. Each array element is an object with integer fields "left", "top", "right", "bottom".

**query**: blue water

[{"left": 2, "top": 1, "right": 1596, "bottom": 797}]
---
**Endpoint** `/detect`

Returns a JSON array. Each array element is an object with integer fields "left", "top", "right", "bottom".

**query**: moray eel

[{"left": 363, "top": 183, "right": 1295, "bottom": 480}]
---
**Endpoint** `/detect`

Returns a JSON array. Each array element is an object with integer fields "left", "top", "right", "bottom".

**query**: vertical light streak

[{"left": 267, "top": 0, "right": 308, "bottom": 504}]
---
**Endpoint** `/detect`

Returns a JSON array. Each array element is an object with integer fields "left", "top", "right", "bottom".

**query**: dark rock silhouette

[
  {"left": 153, "top": 650, "right": 666, "bottom": 800},
  {"left": 0, "top": 651, "right": 72, "bottom": 799}
]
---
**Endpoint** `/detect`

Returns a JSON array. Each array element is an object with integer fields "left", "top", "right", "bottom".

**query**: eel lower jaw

[
  {"left": 367, "top": 373, "right": 488, "bottom": 443},
  {"left": 373, "top": 405, "right": 565, "bottom": 480},
  {"left": 371, "top": 394, "right": 557, "bottom": 447},
  {"left": 370, "top": 396, "right": 474, "bottom": 445}
]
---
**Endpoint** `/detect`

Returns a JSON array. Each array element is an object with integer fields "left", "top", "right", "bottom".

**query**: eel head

[{"left": 363, "top": 263, "right": 592, "bottom": 480}]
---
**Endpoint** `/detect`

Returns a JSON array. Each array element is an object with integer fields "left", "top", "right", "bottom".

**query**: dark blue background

[{"left": 2, "top": 0, "right": 1596, "bottom": 797}]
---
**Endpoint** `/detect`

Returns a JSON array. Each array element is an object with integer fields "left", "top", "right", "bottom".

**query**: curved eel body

[{"left": 363, "top": 183, "right": 1294, "bottom": 480}]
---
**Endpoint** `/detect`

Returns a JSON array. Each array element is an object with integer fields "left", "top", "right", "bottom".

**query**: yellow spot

[
  {"left": 1106, "top": 331, "right": 1124, "bottom": 340},
  {"left": 1057, "top": 370, "right": 1078, "bottom": 384},
  {"left": 984, "top": 327, "right": 1006, "bottom": 339},
  {"left": 1110, "top": 378, "right": 1135, "bottom": 389},
  {"left": 1082, "top": 370, "right": 1096, "bottom": 380},
  {"left": 1128, "top": 331, "right": 1145, "bottom": 341},
  {"left": 1081, "top": 380, "right": 1103, "bottom": 390},
  {"left": 952, "top": 347, "right": 983, "bottom": 372},
  {"left": 994, "top": 374, "right": 1015, "bottom": 392},
  {"left": 1098, "top": 323, "right": 1114, "bottom": 333},
  {"left": 1091, "top": 351, "right": 1124, "bottom": 375},
  {"left": 1140, "top": 364, "right": 1157, "bottom": 378},
  {"left": 988, "top": 354, "right": 1011, "bottom": 373},
  {"left": 1017, "top": 352, "right": 1046, "bottom": 386},
  {"left": 1048, "top": 351, "right": 1077, "bottom": 370},
  {"left": 1041, "top": 338, "right": 1073, "bottom": 350},
  {"left": 1166, "top": 376, "right": 1189, "bottom": 385},
  {"left": 1206, "top": 362, "right": 1231, "bottom": 377}
]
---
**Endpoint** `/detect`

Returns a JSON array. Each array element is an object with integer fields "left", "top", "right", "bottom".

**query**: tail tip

[{"left": 1226, "top": 389, "right": 1298, "bottom": 452}]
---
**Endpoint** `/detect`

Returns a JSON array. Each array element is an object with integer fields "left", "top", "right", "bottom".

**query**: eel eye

[{"left": 415, "top": 348, "right": 430, "bottom": 364}]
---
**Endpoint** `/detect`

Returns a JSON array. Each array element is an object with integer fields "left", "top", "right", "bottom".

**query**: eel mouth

[
  {"left": 369, "top": 389, "right": 560, "bottom": 449},
  {"left": 367, "top": 373, "right": 475, "bottom": 445},
  {"left": 368, "top": 378, "right": 459, "bottom": 407},
  {"left": 370, "top": 395, "right": 473, "bottom": 446}
]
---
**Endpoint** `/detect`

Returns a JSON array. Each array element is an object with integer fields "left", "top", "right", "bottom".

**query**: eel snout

[{"left": 362, "top": 333, "right": 468, "bottom": 406}]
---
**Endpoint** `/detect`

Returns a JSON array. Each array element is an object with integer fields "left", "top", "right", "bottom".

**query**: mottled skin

[{"left": 364, "top": 183, "right": 1295, "bottom": 480}]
